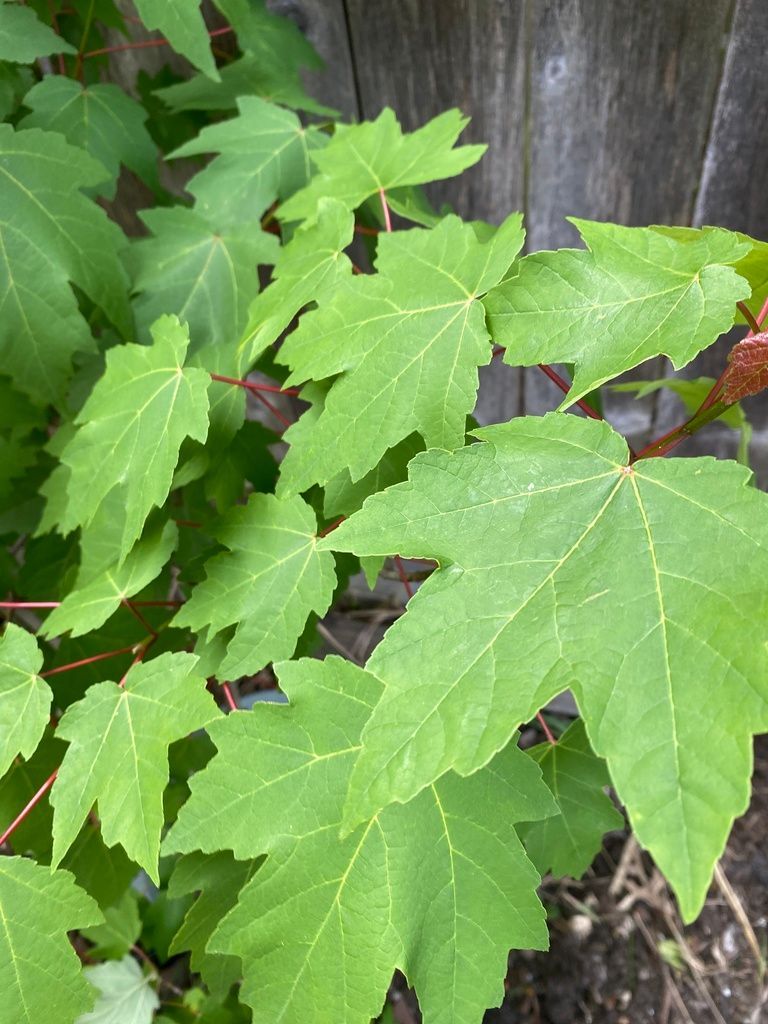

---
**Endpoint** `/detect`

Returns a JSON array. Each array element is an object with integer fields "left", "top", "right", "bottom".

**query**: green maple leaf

[
  {"left": 77, "top": 956, "right": 159, "bottom": 1024},
  {"left": 81, "top": 890, "right": 141, "bottom": 960},
  {"left": 277, "top": 213, "right": 524, "bottom": 493},
  {"left": 484, "top": 220, "right": 751, "bottom": 406},
  {"left": 238, "top": 197, "right": 353, "bottom": 365},
  {"left": 165, "top": 657, "right": 555, "bottom": 1024},
  {"left": 0, "top": 2, "right": 76, "bottom": 63},
  {"left": 278, "top": 108, "right": 486, "bottom": 224},
  {"left": 41, "top": 519, "right": 177, "bottom": 639},
  {"left": 156, "top": 0, "right": 326, "bottom": 116},
  {"left": 0, "top": 624, "right": 51, "bottom": 777},
  {"left": 0, "top": 856, "right": 102, "bottom": 1024},
  {"left": 19, "top": 78, "right": 159, "bottom": 199},
  {"left": 324, "top": 413, "right": 768, "bottom": 921},
  {"left": 129, "top": 206, "right": 279, "bottom": 348},
  {"left": 174, "top": 493, "right": 336, "bottom": 681},
  {"left": 0, "top": 124, "right": 131, "bottom": 406},
  {"left": 169, "top": 851, "right": 260, "bottom": 997},
  {"left": 51, "top": 652, "right": 221, "bottom": 881},
  {"left": 520, "top": 719, "right": 624, "bottom": 878},
  {"left": 169, "top": 96, "right": 328, "bottom": 227},
  {"left": 59, "top": 316, "right": 210, "bottom": 563},
  {"left": 133, "top": 0, "right": 218, "bottom": 80}
]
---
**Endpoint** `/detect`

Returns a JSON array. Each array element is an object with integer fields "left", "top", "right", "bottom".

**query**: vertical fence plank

[
  {"left": 523, "top": 0, "right": 732, "bottom": 435},
  {"left": 344, "top": 0, "right": 529, "bottom": 426},
  {"left": 268, "top": 0, "right": 360, "bottom": 118}
]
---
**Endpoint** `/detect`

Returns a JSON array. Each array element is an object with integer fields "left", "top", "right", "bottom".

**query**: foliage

[{"left": 0, "top": 3, "right": 766, "bottom": 1021}]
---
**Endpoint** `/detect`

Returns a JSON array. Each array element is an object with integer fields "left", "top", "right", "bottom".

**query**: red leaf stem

[
  {"left": 378, "top": 189, "right": 393, "bottom": 233},
  {"left": 393, "top": 555, "right": 414, "bottom": 599},
  {"left": 221, "top": 682, "right": 238, "bottom": 711},
  {"left": 121, "top": 598, "right": 157, "bottom": 638},
  {"left": 536, "top": 711, "right": 556, "bottom": 745},
  {"left": 251, "top": 390, "right": 292, "bottom": 428},
  {"left": 40, "top": 644, "right": 138, "bottom": 679},
  {"left": 82, "top": 25, "right": 233, "bottom": 60},
  {"left": 535, "top": 363, "right": 603, "bottom": 421},
  {"left": 0, "top": 600, "right": 183, "bottom": 610},
  {"left": 0, "top": 770, "right": 58, "bottom": 848},
  {"left": 318, "top": 516, "right": 345, "bottom": 538},
  {"left": 210, "top": 373, "right": 300, "bottom": 397}
]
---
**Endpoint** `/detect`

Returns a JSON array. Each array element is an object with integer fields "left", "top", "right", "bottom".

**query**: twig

[{"left": 714, "top": 862, "right": 766, "bottom": 978}]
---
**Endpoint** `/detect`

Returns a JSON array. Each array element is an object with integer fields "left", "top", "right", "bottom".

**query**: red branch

[
  {"left": 0, "top": 600, "right": 182, "bottom": 610},
  {"left": 536, "top": 711, "right": 556, "bottom": 745},
  {"left": 0, "top": 770, "right": 58, "bottom": 848},
  {"left": 41, "top": 644, "right": 137, "bottom": 679},
  {"left": 82, "top": 25, "right": 233, "bottom": 60},
  {"left": 379, "top": 189, "right": 393, "bottom": 233},
  {"left": 221, "top": 682, "right": 238, "bottom": 712},
  {"left": 394, "top": 555, "right": 414, "bottom": 599},
  {"left": 210, "top": 373, "right": 300, "bottom": 397}
]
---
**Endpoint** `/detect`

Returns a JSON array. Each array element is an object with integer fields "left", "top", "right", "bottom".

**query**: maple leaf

[
  {"left": 80, "top": 890, "right": 141, "bottom": 960},
  {"left": 174, "top": 493, "right": 336, "bottom": 681},
  {"left": 169, "top": 96, "right": 328, "bottom": 227},
  {"left": 129, "top": 206, "right": 279, "bottom": 348},
  {"left": 41, "top": 520, "right": 177, "bottom": 639},
  {"left": 165, "top": 657, "right": 555, "bottom": 1024},
  {"left": 156, "top": 0, "right": 327, "bottom": 116},
  {"left": 0, "top": 124, "right": 131, "bottom": 406},
  {"left": 520, "top": 719, "right": 624, "bottom": 878},
  {"left": 59, "top": 316, "right": 210, "bottom": 563},
  {"left": 168, "top": 851, "right": 260, "bottom": 997},
  {"left": 51, "top": 652, "right": 221, "bottom": 881},
  {"left": 0, "top": 856, "right": 102, "bottom": 1024},
  {"left": 278, "top": 107, "right": 487, "bottom": 223},
  {"left": 277, "top": 213, "right": 524, "bottom": 493},
  {"left": 324, "top": 413, "right": 768, "bottom": 921},
  {"left": 723, "top": 332, "right": 768, "bottom": 403},
  {"left": 0, "top": 3, "right": 75, "bottom": 63},
  {"left": 0, "top": 624, "right": 51, "bottom": 777},
  {"left": 484, "top": 221, "right": 751, "bottom": 406},
  {"left": 238, "top": 197, "right": 353, "bottom": 365},
  {"left": 133, "top": 0, "right": 218, "bottom": 80},
  {"left": 19, "top": 78, "right": 159, "bottom": 199}
]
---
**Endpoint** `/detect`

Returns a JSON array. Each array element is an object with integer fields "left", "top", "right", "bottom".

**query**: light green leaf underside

[
  {"left": 59, "top": 315, "right": 210, "bottom": 563},
  {"left": 0, "top": 856, "right": 101, "bottom": 1024},
  {"left": 133, "top": 0, "right": 218, "bottom": 80},
  {"left": 76, "top": 956, "right": 159, "bottom": 1024},
  {"left": 170, "top": 95, "right": 327, "bottom": 228},
  {"left": 278, "top": 213, "right": 525, "bottom": 493},
  {"left": 20, "top": 78, "right": 158, "bottom": 199},
  {"left": 51, "top": 652, "right": 221, "bottom": 881},
  {"left": 0, "top": 624, "right": 51, "bottom": 778},
  {"left": 130, "top": 206, "right": 279, "bottom": 348},
  {"left": 324, "top": 413, "right": 768, "bottom": 921},
  {"left": 41, "top": 519, "right": 177, "bottom": 639},
  {"left": 0, "top": 124, "right": 131, "bottom": 406},
  {"left": 278, "top": 107, "right": 486, "bottom": 224},
  {"left": 175, "top": 493, "right": 336, "bottom": 682},
  {"left": 520, "top": 718, "right": 624, "bottom": 878},
  {"left": 0, "top": 3, "right": 76, "bottom": 62},
  {"left": 165, "top": 657, "right": 554, "bottom": 1024},
  {"left": 484, "top": 220, "right": 751, "bottom": 406},
  {"left": 238, "top": 197, "right": 353, "bottom": 366}
]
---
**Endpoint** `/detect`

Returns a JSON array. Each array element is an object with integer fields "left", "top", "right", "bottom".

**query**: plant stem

[
  {"left": 393, "top": 555, "right": 414, "bottom": 598},
  {"left": 74, "top": 0, "right": 96, "bottom": 80},
  {"left": 210, "top": 373, "right": 300, "bottom": 397},
  {"left": 41, "top": 644, "right": 137, "bottom": 678},
  {"left": 536, "top": 711, "right": 556, "bottom": 745},
  {"left": 220, "top": 682, "right": 238, "bottom": 711},
  {"left": 379, "top": 189, "right": 393, "bottom": 233},
  {"left": 82, "top": 25, "right": 233, "bottom": 60},
  {"left": 0, "top": 769, "right": 58, "bottom": 848}
]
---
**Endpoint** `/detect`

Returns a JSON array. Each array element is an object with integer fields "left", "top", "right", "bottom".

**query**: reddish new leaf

[{"left": 723, "top": 332, "right": 768, "bottom": 403}]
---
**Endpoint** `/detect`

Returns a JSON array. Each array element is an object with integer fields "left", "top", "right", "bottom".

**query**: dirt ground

[{"left": 384, "top": 736, "right": 768, "bottom": 1024}]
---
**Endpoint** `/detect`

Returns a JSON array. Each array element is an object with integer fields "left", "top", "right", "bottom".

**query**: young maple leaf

[
  {"left": 165, "top": 657, "right": 556, "bottom": 1024},
  {"left": 277, "top": 107, "right": 486, "bottom": 223},
  {"left": 723, "top": 331, "right": 768, "bottom": 403},
  {"left": 277, "top": 213, "right": 524, "bottom": 493},
  {"left": 485, "top": 221, "right": 751, "bottom": 405},
  {"left": 324, "top": 413, "right": 768, "bottom": 922}
]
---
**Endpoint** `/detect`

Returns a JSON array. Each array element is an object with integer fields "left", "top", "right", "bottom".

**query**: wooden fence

[{"left": 268, "top": 0, "right": 768, "bottom": 474}]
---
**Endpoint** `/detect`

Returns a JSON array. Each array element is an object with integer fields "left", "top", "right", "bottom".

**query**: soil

[{"left": 387, "top": 737, "right": 768, "bottom": 1024}]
